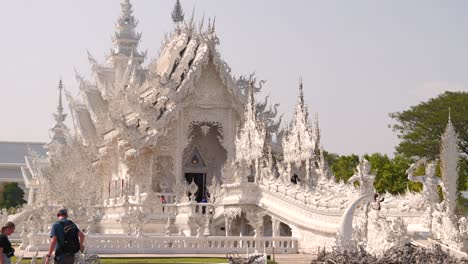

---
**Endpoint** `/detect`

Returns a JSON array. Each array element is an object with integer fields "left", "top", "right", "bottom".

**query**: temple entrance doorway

[
  {"left": 182, "top": 121, "right": 227, "bottom": 195},
  {"left": 184, "top": 173, "right": 206, "bottom": 202}
]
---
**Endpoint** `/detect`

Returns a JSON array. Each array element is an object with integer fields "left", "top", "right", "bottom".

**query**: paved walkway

[{"left": 273, "top": 253, "right": 316, "bottom": 264}]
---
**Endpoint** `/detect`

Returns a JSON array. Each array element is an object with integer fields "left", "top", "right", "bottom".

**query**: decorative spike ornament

[
  {"left": 236, "top": 81, "right": 266, "bottom": 163},
  {"left": 211, "top": 17, "right": 216, "bottom": 33},
  {"left": 440, "top": 111, "right": 460, "bottom": 217},
  {"left": 171, "top": 0, "right": 184, "bottom": 23}
]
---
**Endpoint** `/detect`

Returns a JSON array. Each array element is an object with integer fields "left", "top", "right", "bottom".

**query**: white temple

[{"left": 14, "top": 0, "right": 466, "bottom": 257}]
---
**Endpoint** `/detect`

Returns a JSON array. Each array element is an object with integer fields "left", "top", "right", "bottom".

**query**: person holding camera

[{"left": 0, "top": 222, "right": 15, "bottom": 264}]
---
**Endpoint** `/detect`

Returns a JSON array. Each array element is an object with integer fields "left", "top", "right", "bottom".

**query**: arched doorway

[{"left": 183, "top": 122, "right": 227, "bottom": 202}]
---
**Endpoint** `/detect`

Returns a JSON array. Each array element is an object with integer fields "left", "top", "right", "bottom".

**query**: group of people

[{"left": 0, "top": 208, "right": 85, "bottom": 264}]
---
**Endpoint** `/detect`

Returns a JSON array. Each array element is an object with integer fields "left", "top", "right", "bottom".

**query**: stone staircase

[{"left": 273, "top": 254, "right": 315, "bottom": 264}]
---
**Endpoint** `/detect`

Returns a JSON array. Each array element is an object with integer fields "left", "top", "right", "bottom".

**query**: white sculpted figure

[
  {"left": 365, "top": 193, "right": 409, "bottom": 256},
  {"left": 458, "top": 217, "right": 468, "bottom": 238},
  {"left": 348, "top": 159, "right": 375, "bottom": 195},
  {"left": 406, "top": 158, "right": 445, "bottom": 209}
]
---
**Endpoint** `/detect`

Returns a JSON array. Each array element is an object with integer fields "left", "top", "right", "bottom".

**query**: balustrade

[{"left": 23, "top": 233, "right": 298, "bottom": 254}]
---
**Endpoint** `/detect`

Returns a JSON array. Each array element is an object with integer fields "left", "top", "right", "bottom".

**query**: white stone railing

[
  {"left": 219, "top": 182, "right": 424, "bottom": 236},
  {"left": 176, "top": 202, "right": 215, "bottom": 216},
  {"left": 25, "top": 233, "right": 298, "bottom": 254},
  {"left": 104, "top": 193, "right": 178, "bottom": 207}
]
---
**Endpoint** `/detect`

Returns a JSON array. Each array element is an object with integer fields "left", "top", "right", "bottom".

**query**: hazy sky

[{"left": 0, "top": 0, "right": 467, "bottom": 156}]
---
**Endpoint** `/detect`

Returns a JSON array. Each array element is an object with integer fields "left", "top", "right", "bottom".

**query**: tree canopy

[
  {"left": 389, "top": 91, "right": 468, "bottom": 159},
  {"left": 326, "top": 153, "right": 359, "bottom": 183},
  {"left": 0, "top": 182, "right": 26, "bottom": 209},
  {"left": 326, "top": 152, "right": 420, "bottom": 194}
]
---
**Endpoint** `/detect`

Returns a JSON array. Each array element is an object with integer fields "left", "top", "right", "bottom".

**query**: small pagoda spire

[
  {"left": 171, "top": 0, "right": 185, "bottom": 23},
  {"left": 111, "top": 0, "right": 142, "bottom": 59},
  {"left": 49, "top": 79, "right": 68, "bottom": 145}
]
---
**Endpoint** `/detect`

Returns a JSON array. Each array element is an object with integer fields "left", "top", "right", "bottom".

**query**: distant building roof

[
  {"left": 0, "top": 167, "right": 23, "bottom": 182},
  {"left": 0, "top": 141, "right": 46, "bottom": 165}
]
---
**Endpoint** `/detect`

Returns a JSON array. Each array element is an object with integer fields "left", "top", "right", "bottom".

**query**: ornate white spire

[
  {"left": 171, "top": 0, "right": 184, "bottom": 23},
  {"left": 282, "top": 79, "right": 315, "bottom": 163},
  {"left": 111, "top": 0, "right": 143, "bottom": 59},
  {"left": 235, "top": 82, "right": 266, "bottom": 162},
  {"left": 312, "top": 113, "right": 321, "bottom": 151},
  {"left": 49, "top": 79, "right": 68, "bottom": 145},
  {"left": 440, "top": 110, "right": 460, "bottom": 216},
  {"left": 299, "top": 77, "right": 304, "bottom": 107}
]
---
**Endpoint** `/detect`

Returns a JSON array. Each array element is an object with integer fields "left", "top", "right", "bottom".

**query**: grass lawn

[
  {"left": 100, "top": 258, "right": 228, "bottom": 263},
  {"left": 12, "top": 257, "right": 228, "bottom": 263}
]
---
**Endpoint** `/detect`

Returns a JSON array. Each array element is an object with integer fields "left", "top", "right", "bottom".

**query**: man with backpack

[{"left": 44, "top": 208, "right": 85, "bottom": 264}]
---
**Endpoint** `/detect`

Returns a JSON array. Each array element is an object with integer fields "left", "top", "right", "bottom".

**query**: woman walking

[{"left": 0, "top": 222, "right": 15, "bottom": 264}]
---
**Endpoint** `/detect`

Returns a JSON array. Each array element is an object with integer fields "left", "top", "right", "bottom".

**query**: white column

[
  {"left": 27, "top": 188, "right": 35, "bottom": 204},
  {"left": 176, "top": 110, "right": 184, "bottom": 185},
  {"left": 272, "top": 217, "right": 280, "bottom": 248}
]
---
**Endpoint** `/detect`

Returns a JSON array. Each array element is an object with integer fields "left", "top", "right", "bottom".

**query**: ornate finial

[
  {"left": 58, "top": 78, "right": 64, "bottom": 113},
  {"left": 119, "top": 0, "right": 135, "bottom": 26},
  {"left": 49, "top": 79, "right": 68, "bottom": 145},
  {"left": 172, "top": 0, "right": 184, "bottom": 23},
  {"left": 298, "top": 77, "right": 304, "bottom": 105}
]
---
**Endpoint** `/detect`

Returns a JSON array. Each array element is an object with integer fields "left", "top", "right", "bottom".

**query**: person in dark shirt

[
  {"left": 0, "top": 222, "right": 15, "bottom": 264},
  {"left": 45, "top": 208, "right": 85, "bottom": 264},
  {"left": 291, "top": 174, "right": 300, "bottom": 184}
]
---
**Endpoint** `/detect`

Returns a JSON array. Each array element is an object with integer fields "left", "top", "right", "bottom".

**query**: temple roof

[{"left": 0, "top": 141, "right": 46, "bottom": 165}]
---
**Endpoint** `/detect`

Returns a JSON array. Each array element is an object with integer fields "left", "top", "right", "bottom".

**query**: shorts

[
  {"left": 2, "top": 253, "right": 11, "bottom": 264},
  {"left": 54, "top": 254, "right": 75, "bottom": 264}
]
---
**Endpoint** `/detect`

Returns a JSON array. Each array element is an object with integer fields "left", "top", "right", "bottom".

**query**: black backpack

[{"left": 58, "top": 220, "right": 80, "bottom": 254}]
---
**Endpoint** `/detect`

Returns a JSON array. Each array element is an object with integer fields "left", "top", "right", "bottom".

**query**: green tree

[
  {"left": 329, "top": 154, "right": 360, "bottom": 183},
  {"left": 0, "top": 183, "right": 26, "bottom": 209},
  {"left": 363, "top": 153, "right": 418, "bottom": 194},
  {"left": 390, "top": 91, "right": 468, "bottom": 158}
]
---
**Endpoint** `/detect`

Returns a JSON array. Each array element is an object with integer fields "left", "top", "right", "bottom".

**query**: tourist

[
  {"left": 201, "top": 196, "right": 208, "bottom": 214},
  {"left": 291, "top": 174, "right": 300, "bottom": 184},
  {"left": 370, "top": 194, "right": 385, "bottom": 211},
  {"left": 45, "top": 208, "right": 85, "bottom": 264},
  {"left": 0, "top": 222, "right": 15, "bottom": 264},
  {"left": 161, "top": 195, "right": 166, "bottom": 213}
]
